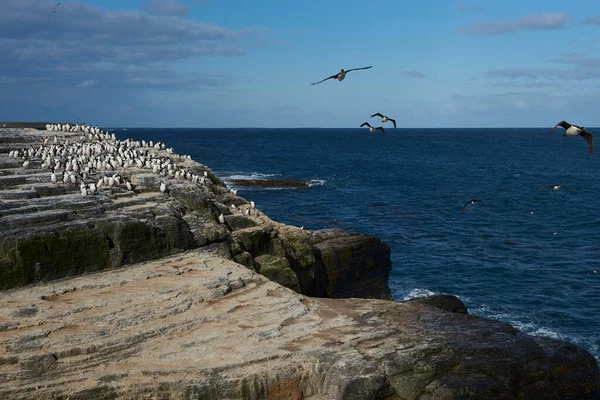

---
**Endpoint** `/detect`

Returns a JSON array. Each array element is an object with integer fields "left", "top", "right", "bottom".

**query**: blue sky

[{"left": 1, "top": 0, "right": 600, "bottom": 128}]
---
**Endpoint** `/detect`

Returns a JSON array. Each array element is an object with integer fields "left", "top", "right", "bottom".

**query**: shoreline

[{"left": 0, "top": 126, "right": 598, "bottom": 399}]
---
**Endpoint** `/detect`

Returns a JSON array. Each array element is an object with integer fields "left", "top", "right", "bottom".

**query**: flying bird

[
  {"left": 48, "top": 2, "right": 61, "bottom": 20},
  {"left": 461, "top": 199, "right": 483, "bottom": 214},
  {"left": 550, "top": 120, "right": 594, "bottom": 154},
  {"left": 360, "top": 122, "right": 384, "bottom": 134},
  {"left": 371, "top": 113, "right": 397, "bottom": 128},
  {"left": 311, "top": 66, "right": 372, "bottom": 86}
]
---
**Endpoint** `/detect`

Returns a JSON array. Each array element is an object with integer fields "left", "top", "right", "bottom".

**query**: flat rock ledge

[
  {"left": 0, "top": 251, "right": 598, "bottom": 400},
  {"left": 0, "top": 128, "right": 599, "bottom": 399}
]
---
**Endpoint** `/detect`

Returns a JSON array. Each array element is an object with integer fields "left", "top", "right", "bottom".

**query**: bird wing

[
  {"left": 388, "top": 118, "right": 397, "bottom": 128},
  {"left": 376, "top": 127, "right": 385, "bottom": 134},
  {"left": 345, "top": 66, "right": 373, "bottom": 73},
  {"left": 550, "top": 120, "right": 570, "bottom": 134},
  {"left": 461, "top": 202, "right": 470, "bottom": 213},
  {"left": 370, "top": 113, "right": 384, "bottom": 118},
  {"left": 48, "top": 11, "right": 53, "bottom": 19},
  {"left": 580, "top": 131, "right": 594, "bottom": 154},
  {"left": 311, "top": 74, "right": 337, "bottom": 86},
  {"left": 360, "top": 122, "right": 371, "bottom": 128}
]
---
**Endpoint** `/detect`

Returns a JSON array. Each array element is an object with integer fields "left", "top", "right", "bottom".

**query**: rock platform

[{"left": 0, "top": 127, "right": 598, "bottom": 399}]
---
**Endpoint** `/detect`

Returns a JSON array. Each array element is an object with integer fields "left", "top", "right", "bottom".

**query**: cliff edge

[
  {"left": 0, "top": 127, "right": 391, "bottom": 300},
  {"left": 0, "top": 127, "right": 598, "bottom": 399}
]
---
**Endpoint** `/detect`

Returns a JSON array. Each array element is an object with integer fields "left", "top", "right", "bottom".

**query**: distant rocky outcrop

[
  {"left": 0, "top": 128, "right": 390, "bottom": 300},
  {"left": 229, "top": 178, "right": 309, "bottom": 187}
]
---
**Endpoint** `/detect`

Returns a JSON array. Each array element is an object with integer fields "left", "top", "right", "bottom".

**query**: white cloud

[
  {"left": 457, "top": 13, "right": 571, "bottom": 35},
  {"left": 0, "top": 0, "right": 270, "bottom": 91},
  {"left": 143, "top": 0, "right": 188, "bottom": 17},
  {"left": 76, "top": 80, "right": 97, "bottom": 88},
  {"left": 584, "top": 16, "right": 600, "bottom": 25},
  {"left": 403, "top": 69, "right": 427, "bottom": 78},
  {"left": 456, "top": 1, "right": 485, "bottom": 14}
]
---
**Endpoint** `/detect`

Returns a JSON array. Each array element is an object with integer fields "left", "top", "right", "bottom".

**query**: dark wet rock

[
  {"left": 230, "top": 178, "right": 309, "bottom": 188},
  {"left": 254, "top": 254, "right": 301, "bottom": 293},
  {"left": 405, "top": 293, "right": 469, "bottom": 314}
]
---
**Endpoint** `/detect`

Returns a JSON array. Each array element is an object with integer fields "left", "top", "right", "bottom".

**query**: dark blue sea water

[{"left": 113, "top": 127, "right": 600, "bottom": 360}]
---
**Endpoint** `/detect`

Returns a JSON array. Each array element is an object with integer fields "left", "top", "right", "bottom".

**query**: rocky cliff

[
  {"left": 0, "top": 127, "right": 598, "bottom": 399},
  {"left": 0, "top": 128, "right": 391, "bottom": 300}
]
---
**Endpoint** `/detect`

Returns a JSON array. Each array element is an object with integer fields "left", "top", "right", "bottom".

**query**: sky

[{"left": 1, "top": 0, "right": 600, "bottom": 128}]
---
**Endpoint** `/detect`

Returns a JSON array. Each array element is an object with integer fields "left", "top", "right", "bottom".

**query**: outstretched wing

[
  {"left": 375, "top": 126, "right": 385, "bottom": 134},
  {"left": 311, "top": 74, "right": 337, "bottom": 86},
  {"left": 388, "top": 117, "right": 397, "bottom": 128},
  {"left": 360, "top": 122, "right": 371, "bottom": 128},
  {"left": 461, "top": 201, "right": 470, "bottom": 214},
  {"left": 581, "top": 131, "right": 594, "bottom": 154},
  {"left": 370, "top": 113, "right": 384, "bottom": 118},
  {"left": 48, "top": 3, "right": 60, "bottom": 19},
  {"left": 550, "top": 120, "right": 570, "bottom": 134},
  {"left": 345, "top": 66, "right": 373, "bottom": 73}
]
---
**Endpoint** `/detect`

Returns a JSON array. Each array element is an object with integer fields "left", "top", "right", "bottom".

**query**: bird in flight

[
  {"left": 371, "top": 113, "right": 397, "bottom": 128},
  {"left": 48, "top": 2, "right": 61, "bottom": 20},
  {"left": 461, "top": 199, "right": 483, "bottom": 214},
  {"left": 360, "top": 122, "right": 384, "bottom": 134},
  {"left": 550, "top": 120, "right": 594, "bottom": 154},
  {"left": 311, "top": 66, "right": 372, "bottom": 86}
]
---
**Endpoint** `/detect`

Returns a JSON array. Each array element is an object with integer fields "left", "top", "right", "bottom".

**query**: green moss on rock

[
  {"left": 0, "top": 226, "right": 111, "bottom": 289},
  {"left": 254, "top": 254, "right": 301, "bottom": 293},
  {"left": 233, "top": 228, "right": 272, "bottom": 255}
]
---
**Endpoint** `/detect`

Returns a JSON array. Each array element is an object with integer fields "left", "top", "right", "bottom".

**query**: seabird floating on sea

[
  {"left": 370, "top": 113, "right": 397, "bottom": 128},
  {"left": 48, "top": 2, "right": 60, "bottom": 20},
  {"left": 311, "top": 66, "right": 372, "bottom": 86},
  {"left": 360, "top": 122, "right": 384, "bottom": 134},
  {"left": 550, "top": 120, "right": 594, "bottom": 154},
  {"left": 461, "top": 199, "right": 483, "bottom": 214},
  {"left": 538, "top": 184, "right": 564, "bottom": 191}
]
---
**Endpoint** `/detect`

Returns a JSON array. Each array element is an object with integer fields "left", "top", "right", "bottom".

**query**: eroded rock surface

[
  {"left": 1, "top": 127, "right": 598, "bottom": 399},
  {"left": 0, "top": 251, "right": 597, "bottom": 399},
  {"left": 0, "top": 128, "right": 390, "bottom": 299}
]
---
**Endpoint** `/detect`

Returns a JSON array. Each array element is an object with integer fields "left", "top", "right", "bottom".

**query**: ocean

[{"left": 113, "top": 127, "right": 600, "bottom": 361}]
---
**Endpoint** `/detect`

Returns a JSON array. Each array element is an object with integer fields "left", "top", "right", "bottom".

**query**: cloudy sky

[{"left": 1, "top": 0, "right": 600, "bottom": 128}]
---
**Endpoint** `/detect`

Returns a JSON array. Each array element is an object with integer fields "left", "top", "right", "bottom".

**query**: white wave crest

[
  {"left": 308, "top": 179, "right": 326, "bottom": 187},
  {"left": 224, "top": 172, "right": 279, "bottom": 181},
  {"left": 401, "top": 288, "right": 438, "bottom": 301}
]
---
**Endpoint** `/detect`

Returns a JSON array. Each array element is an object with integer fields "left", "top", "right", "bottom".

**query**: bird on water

[
  {"left": 550, "top": 120, "right": 594, "bottom": 154},
  {"left": 371, "top": 113, "right": 397, "bottom": 128},
  {"left": 311, "top": 66, "right": 372, "bottom": 86},
  {"left": 461, "top": 199, "right": 483, "bottom": 213},
  {"left": 48, "top": 2, "right": 60, "bottom": 20},
  {"left": 360, "top": 122, "right": 384, "bottom": 134}
]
